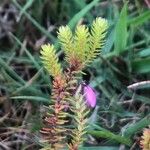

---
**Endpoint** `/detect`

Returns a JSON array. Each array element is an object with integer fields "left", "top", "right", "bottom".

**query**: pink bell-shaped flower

[{"left": 83, "top": 84, "right": 96, "bottom": 108}]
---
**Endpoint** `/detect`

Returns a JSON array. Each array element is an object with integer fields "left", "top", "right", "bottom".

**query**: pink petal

[{"left": 83, "top": 85, "right": 96, "bottom": 108}]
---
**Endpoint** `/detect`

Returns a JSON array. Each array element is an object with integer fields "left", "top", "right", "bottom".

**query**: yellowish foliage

[
  {"left": 74, "top": 25, "right": 89, "bottom": 63},
  {"left": 40, "top": 44, "right": 62, "bottom": 77},
  {"left": 58, "top": 17, "right": 108, "bottom": 67},
  {"left": 68, "top": 85, "right": 90, "bottom": 149},
  {"left": 86, "top": 17, "right": 108, "bottom": 63},
  {"left": 58, "top": 26, "right": 74, "bottom": 62},
  {"left": 42, "top": 17, "right": 108, "bottom": 72}
]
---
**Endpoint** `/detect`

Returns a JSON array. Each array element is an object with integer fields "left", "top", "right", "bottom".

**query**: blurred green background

[{"left": 0, "top": 0, "right": 150, "bottom": 150}]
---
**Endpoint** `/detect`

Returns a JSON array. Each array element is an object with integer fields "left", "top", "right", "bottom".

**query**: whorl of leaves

[
  {"left": 58, "top": 17, "right": 108, "bottom": 67},
  {"left": 40, "top": 44, "right": 62, "bottom": 77},
  {"left": 68, "top": 85, "right": 90, "bottom": 150}
]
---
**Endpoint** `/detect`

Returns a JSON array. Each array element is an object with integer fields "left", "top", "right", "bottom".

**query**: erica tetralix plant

[{"left": 40, "top": 17, "right": 108, "bottom": 150}]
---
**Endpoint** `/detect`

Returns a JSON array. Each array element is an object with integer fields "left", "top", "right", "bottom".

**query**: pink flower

[{"left": 83, "top": 84, "right": 96, "bottom": 108}]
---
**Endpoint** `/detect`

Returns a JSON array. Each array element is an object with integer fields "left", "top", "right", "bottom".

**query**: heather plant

[{"left": 40, "top": 17, "right": 108, "bottom": 150}]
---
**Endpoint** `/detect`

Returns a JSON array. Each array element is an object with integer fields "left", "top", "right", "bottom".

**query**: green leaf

[
  {"left": 80, "top": 146, "right": 119, "bottom": 150},
  {"left": 136, "top": 48, "right": 150, "bottom": 57},
  {"left": 0, "top": 58, "right": 25, "bottom": 84},
  {"left": 10, "top": 33, "right": 41, "bottom": 70},
  {"left": 19, "top": 0, "right": 34, "bottom": 18},
  {"left": 68, "top": 0, "right": 99, "bottom": 29},
  {"left": 87, "top": 129, "right": 132, "bottom": 146},
  {"left": 124, "top": 115, "right": 150, "bottom": 137},
  {"left": 12, "top": 0, "right": 55, "bottom": 42},
  {"left": 132, "top": 57, "right": 150, "bottom": 73},
  {"left": 128, "top": 10, "right": 150, "bottom": 27},
  {"left": 73, "top": 0, "right": 93, "bottom": 21},
  {"left": 11, "top": 96, "right": 50, "bottom": 103},
  {"left": 102, "top": 28, "right": 115, "bottom": 54},
  {"left": 114, "top": 2, "right": 128, "bottom": 55}
]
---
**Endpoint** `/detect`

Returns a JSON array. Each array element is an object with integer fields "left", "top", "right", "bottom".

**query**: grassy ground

[{"left": 0, "top": 0, "right": 150, "bottom": 150}]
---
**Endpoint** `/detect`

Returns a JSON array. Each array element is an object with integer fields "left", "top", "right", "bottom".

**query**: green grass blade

[
  {"left": 73, "top": 0, "right": 93, "bottom": 21},
  {"left": 128, "top": 10, "right": 150, "bottom": 27},
  {"left": 0, "top": 58, "right": 25, "bottom": 84},
  {"left": 81, "top": 146, "right": 119, "bottom": 150},
  {"left": 132, "top": 57, "right": 150, "bottom": 74},
  {"left": 87, "top": 130, "right": 132, "bottom": 146},
  {"left": 68, "top": 0, "right": 99, "bottom": 29},
  {"left": 0, "top": 57, "right": 47, "bottom": 97},
  {"left": 124, "top": 115, "right": 150, "bottom": 138},
  {"left": 102, "top": 28, "right": 115, "bottom": 54},
  {"left": 10, "top": 33, "right": 41, "bottom": 70},
  {"left": 19, "top": 0, "right": 34, "bottom": 18},
  {"left": 12, "top": 68, "right": 43, "bottom": 95},
  {"left": 114, "top": 2, "right": 128, "bottom": 55},
  {"left": 11, "top": 96, "right": 50, "bottom": 103},
  {"left": 12, "top": 0, "right": 55, "bottom": 42},
  {"left": 136, "top": 48, "right": 150, "bottom": 57},
  {"left": 104, "top": 38, "right": 150, "bottom": 59}
]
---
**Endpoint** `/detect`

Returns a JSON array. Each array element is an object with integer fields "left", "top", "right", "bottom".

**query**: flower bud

[{"left": 83, "top": 84, "right": 96, "bottom": 108}]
